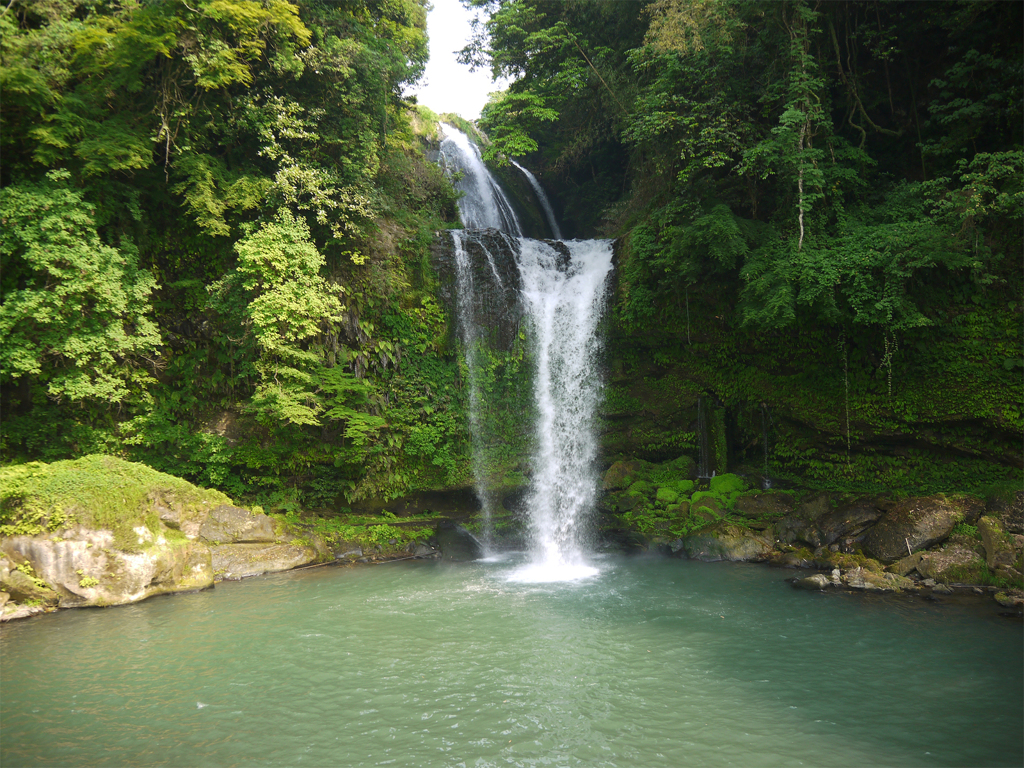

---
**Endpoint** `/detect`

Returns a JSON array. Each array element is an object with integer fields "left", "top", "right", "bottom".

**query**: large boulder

[
  {"left": 434, "top": 521, "right": 485, "bottom": 561},
  {"left": 0, "top": 528, "right": 213, "bottom": 608},
  {"left": 985, "top": 490, "right": 1024, "bottom": 534},
  {"left": 977, "top": 516, "right": 1017, "bottom": 570},
  {"left": 916, "top": 545, "right": 984, "bottom": 582},
  {"left": 862, "top": 495, "right": 973, "bottom": 563},
  {"left": 0, "top": 564, "right": 59, "bottom": 606},
  {"left": 674, "top": 522, "right": 774, "bottom": 562},
  {"left": 814, "top": 499, "right": 885, "bottom": 548},
  {"left": 602, "top": 460, "right": 644, "bottom": 491},
  {"left": 794, "top": 492, "right": 834, "bottom": 521},
  {"left": 199, "top": 505, "right": 277, "bottom": 544},
  {"left": 733, "top": 492, "right": 795, "bottom": 519},
  {"left": 211, "top": 543, "right": 317, "bottom": 580},
  {"left": 843, "top": 567, "right": 915, "bottom": 592}
]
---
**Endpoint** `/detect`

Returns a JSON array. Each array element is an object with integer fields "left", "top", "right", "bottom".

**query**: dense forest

[{"left": 2, "top": 0, "right": 1021, "bottom": 514}]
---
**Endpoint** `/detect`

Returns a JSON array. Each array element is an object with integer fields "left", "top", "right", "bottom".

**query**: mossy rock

[
  {"left": 665, "top": 501, "right": 691, "bottom": 517},
  {"left": 674, "top": 479, "right": 695, "bottom": 494},
  {"left": 656, "top": 487, "right": 680, "bottom": 505},
  {"left": 676, "top": 522, "right": 773, "bottom": 562},
  {"left": 628, "top": 480, "right": 654, "bottom": 497},
  {"left": 670, "top": 455, "right": 697, "bottom": 477},
  {"left": 602, "top": 460, "right": 644, "bottom": 491},
  {"left": 709, "top": 473, "right": 747, "bottom": 496},
  {"left": 0, "top": 455, "right": 231, "bottom": 552}
]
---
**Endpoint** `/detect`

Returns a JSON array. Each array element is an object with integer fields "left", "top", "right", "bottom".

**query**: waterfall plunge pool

[{"left": 2, "top": 556, "right": 1021, "bottom": 767}]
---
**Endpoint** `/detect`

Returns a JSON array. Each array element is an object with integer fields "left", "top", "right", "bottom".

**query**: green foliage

[
  {"left": 0, "top": 171, "right": 161, "bottom": 404},
  {"left": 950, "top": 522, "right": 979, "bottom": 540}
]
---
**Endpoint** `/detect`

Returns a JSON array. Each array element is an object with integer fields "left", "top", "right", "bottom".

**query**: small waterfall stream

[
  {"left": 511, "top": 160, "right": 562, "bottom": 239},
  {"left": 439, "top": 124, "right": 612, "bottom": 579}
]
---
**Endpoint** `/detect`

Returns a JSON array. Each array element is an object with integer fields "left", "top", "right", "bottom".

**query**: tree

[{"left": 0, "top": 170, "right": 161, "bottom": 405}]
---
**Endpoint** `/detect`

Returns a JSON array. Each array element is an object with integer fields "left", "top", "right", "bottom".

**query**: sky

[{"left": 408, "top": 0, "right": 508, "bottom": 120}]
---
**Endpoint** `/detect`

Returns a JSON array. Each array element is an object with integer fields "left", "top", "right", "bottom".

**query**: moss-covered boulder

[
  {"left": 602, "top": 460, "right": 644, "bottom": 490},
  {"left": 0, "top": 455, "right": 326, "bottom": 614},
  {"left": 709, "top": 473, "right": 747, "bottom": 496},
  {"left": 656, "top": 486, "right": 680, "bottom": 504},
  {"left": 916, "top": 545, "right": 985, "bottom": 583},
  {"left": 977, "top": 515, "right": 1017, "bottom": 570},
  {"left": 674, "top": 522, "right": 774, "bottom": 562},
  {"left": 0, "top": 560, "right": 59, "bottom": 606}
]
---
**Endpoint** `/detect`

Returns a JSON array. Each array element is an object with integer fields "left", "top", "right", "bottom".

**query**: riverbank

[{"left": 1, "top": 454, "right": 1021, "bottom": 622}]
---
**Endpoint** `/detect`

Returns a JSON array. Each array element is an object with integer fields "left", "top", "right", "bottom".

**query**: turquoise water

[{"left": 1, "top": 555, "right": 1021, "bottom": 767}]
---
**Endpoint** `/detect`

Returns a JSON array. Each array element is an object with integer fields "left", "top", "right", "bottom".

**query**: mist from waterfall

[{"left": 439, "top": 125, "right": 612, "bottom": 580}]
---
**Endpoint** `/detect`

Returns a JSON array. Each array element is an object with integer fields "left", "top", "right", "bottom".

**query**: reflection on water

[{"left": 1, "top": 556, "right": 1021, "bottom": 768}]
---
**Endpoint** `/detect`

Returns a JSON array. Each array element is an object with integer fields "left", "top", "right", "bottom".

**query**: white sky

[{"left": 408, "top": 0, "right": 507, "bottom": 120}]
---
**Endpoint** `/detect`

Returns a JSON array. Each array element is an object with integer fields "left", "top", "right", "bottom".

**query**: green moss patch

[{"left": 0, "top": 455, "right": 232, "bottom": 551}]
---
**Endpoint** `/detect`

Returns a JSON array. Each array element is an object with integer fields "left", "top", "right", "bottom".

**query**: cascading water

[
  {"left": 511, "top": 160, "right": 562, "bottom": 240},
  {"left": 439, "top": 124, "right": 612, "bottom": 580},
  {"left": 450, "top": 229, "right": 495, "bottom": 548},
  {"left": 511, "top": 238, "right": 611, "bottom": 581},
  {"left": 438, "top": 125, "right": 523, "bottom": 235}
]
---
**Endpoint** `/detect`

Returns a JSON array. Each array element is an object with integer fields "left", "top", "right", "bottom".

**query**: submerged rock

[{"left": 794, "top": 573, "right": 831, "bottom": 590}]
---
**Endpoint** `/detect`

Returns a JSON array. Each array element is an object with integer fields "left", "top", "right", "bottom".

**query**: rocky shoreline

[{"left": 2, "top": 456, "right": 1021, "bottom": 623}]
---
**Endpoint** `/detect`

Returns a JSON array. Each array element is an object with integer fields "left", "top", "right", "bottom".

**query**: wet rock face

[
  {"left": 861, "top": 495, "right": 969, "bottom": 563},
  {"left": 434, "top": 521, "right": 485, "bottom": 561},
  {"left": 431, "top": 229, "right": 525, "bottom": 352}
]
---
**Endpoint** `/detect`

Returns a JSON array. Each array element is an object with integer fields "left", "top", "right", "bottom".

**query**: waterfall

[
  {"left": 511, "top": 160, "right": 562, "bottom": 240},
  {"left": 438, "top": 124, "right": 523, "bottom": 235},
  {"left": 436, "top": 124, "right": 612, "bottom": 580},
  {"left": 450, "top": 230, "right": 496, "bottom": 548},
  {"left": 512, "top": 238, "right": 611, "bottom": 581}
]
